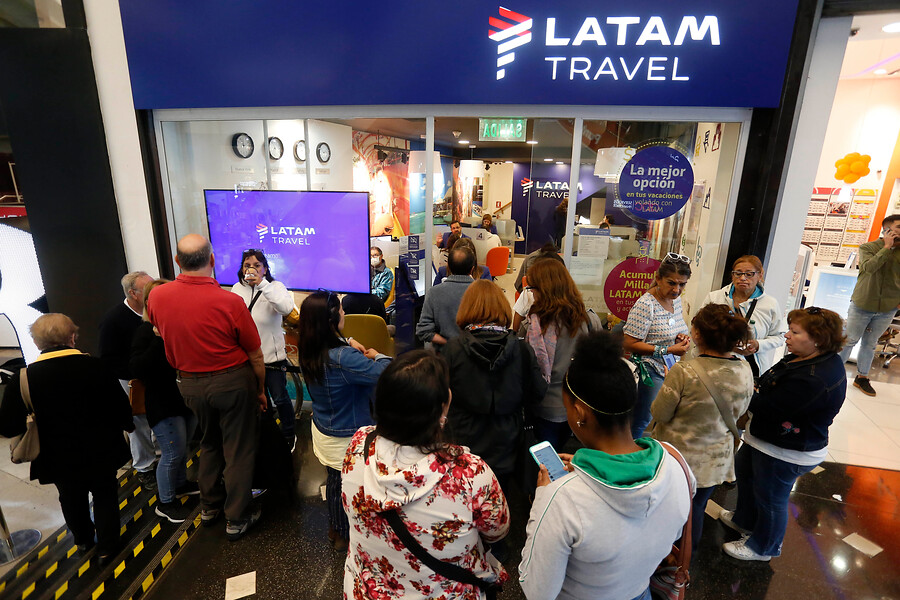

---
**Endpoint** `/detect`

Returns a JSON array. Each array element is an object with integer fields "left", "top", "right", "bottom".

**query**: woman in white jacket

[
  {"left": 701, "top": 255, "right": 786, "bottom": 377},
  {"left": 231, "top": 249, "right": 297, "bottom": 445}
]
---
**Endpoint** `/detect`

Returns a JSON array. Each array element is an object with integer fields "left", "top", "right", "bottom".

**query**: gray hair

[
  {"left": 30, "top": 313, "right": 79, "bottom": 350},
  {"left": 177, "top": 240, "right": 213, "bottom": 271},
  {"left": 121, "top": 271, "right": 151, "bottom": 296}
]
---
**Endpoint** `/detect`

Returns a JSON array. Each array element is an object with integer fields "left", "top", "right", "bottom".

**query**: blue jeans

[
  {"left": 839, "top": 303, "right": 896, "bottom": 376},
  {"left": 151, "top": 415, "right": 197, "bottom": 503},
  {"left": 732, "top": 445, "right": 816, "bottom": 556},
  {"left": 692, "top": 485, "right": 717, "bottom": 552},
  {"left": 632, "top": 368, "right": 664, "bottom": 440},
  {"left": 266, "top": 362, "right": 295, "bottom": 441}
]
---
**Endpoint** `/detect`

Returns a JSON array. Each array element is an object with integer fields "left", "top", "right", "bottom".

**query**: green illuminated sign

[{"left": 479, "top": 118, "right": 527, "bottom": 142}]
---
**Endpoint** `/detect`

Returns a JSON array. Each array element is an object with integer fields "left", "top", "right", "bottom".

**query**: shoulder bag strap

[
  {"left": 247, "top": 291, "right": 263, "bottom": 313},
  {"left": 364, "top": 433, "right": 499, "bottom": 597},
  {"left": 742, "top": 298, "right": 759, "bottom": 322},
  {"left": 740, "top": 299, "right": 761, "bottom": 379},
  {"left": 19, "top": 367, "right": 34, "bottom": 414},
  {"left": 659, "top": 442, "right": 693, "bottom": 575},
  {"left": 684, "top": 362, "right": 740, "bottom": 442}
]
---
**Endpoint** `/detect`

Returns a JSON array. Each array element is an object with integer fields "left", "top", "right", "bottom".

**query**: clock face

[
  {"left": 268, "top": 136, "right": 284, "bottom": 160},
  {"left": 316, "top": 142, "right": 331, "bottom": 163},
  {"left": 232, "top": 133, "right": 254, "bottom": 159},
  {"left": 293, "top": 140, "right": 307, "bottom": 162}
]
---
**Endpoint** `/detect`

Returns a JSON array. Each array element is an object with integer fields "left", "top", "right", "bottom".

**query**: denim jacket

[
  {"left": 307, "top": 346, "right": 391, "bottom": 437},
  {"left": 747, "top": 352, "right": 846, "bottom": 452}
]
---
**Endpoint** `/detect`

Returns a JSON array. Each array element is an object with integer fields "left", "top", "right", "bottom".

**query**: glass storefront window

[{"left": 568, "top": 120, "right": 744, "bottom": 325}]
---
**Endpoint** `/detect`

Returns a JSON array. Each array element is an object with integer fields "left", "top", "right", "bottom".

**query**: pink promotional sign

[{"left": 604, "top": 257, "right": 661, "bottom": 320}]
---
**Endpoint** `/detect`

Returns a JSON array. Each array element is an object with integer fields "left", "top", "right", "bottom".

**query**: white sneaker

[
  {"left": 723, "top": 538, "right": 771, "bottom": 562},
  {"left": 719, "top": 510, "right": 751, "bottom": 535}
]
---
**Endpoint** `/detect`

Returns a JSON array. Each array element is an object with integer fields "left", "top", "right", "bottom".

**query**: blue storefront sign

[{"left": 119, "top": 0, "right": 799, "bottom": 109}]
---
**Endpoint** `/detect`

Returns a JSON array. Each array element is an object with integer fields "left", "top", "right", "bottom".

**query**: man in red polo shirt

[{"left": 148, "top": 234, "right": 267, "bottom": 541}]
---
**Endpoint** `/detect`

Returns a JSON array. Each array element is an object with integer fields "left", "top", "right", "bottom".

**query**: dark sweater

[
  {"left": 748, "top": 352, "right": 846, "bottom": 452},
  {"left": 0, "top": 350, "right": 133, "bottom": 483},
  {"left": 99, "top": 301, "right": 143, "bottom": 381},
  {"left": 342, "top": 293, "right": 388, "bottom": 321},
  {"left": 441, "top": 329, "right": 547, "bottom": 475},
  {"left": 129, "top": 322, "right": 192, "bottom": 428}
]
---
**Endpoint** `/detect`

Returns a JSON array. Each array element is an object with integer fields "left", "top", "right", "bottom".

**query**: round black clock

[
  {"left": 268, "top": 136, "right": 284, "bottom": 160},
  {"left": 232, "top": 133, "right": 254, "bottom": 159},
  {"left": 293, "top": 140, "right": 307, "bottom": 162},
  {"left": 316, "top": 142, "right": 331, "bottom": 163}
]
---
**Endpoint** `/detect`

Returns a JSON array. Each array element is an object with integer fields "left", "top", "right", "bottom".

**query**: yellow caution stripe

[{"left": 91, "top": 582, "right": 104, "bottom": 599}]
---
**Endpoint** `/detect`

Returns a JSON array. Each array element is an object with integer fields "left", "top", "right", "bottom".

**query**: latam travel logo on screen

[
  {"left": 488, "top": 7, "right": 720, "bottom": 83},
  {"left": 255, "top": 223, "right": 317, "bottom": 245}
]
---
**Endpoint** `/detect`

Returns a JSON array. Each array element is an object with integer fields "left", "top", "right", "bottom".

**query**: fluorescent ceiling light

[
  {"left": 527, "top": 140, "right": 538, "bottom": 144},
  {"left": 543, "top": 158, "right": 553, "bottom": 162},
  {"left": 458, "top": 140, "right": 469, "bottom": 144},
  {"left": 469, "top": 144, "right": 476, "bottom": 148},
  {"left": 883, "top": 22, "right": 900, "bottom": 33},
  {"left": 504, "top": 160, "right": 513, "bottom": 163},
  {"left": 874, "top": 68, "right": 888, "bottom": 75},
  {"left": 556, "top": 161, "right": 564, "bottom": 165}
]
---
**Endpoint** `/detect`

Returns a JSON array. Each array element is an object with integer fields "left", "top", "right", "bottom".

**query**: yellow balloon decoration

[{"left": 833, "top": 152, "right": 871, "bottom": 184}]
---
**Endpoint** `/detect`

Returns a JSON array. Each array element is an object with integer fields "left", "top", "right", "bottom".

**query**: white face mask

[{"left": 371, "top": 256, "right": 381, "bottom": 267}]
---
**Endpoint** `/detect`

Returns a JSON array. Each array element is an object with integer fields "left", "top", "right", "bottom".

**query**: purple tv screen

[{"left": 204, "top": 190, "right": 371, "bottom": 293}]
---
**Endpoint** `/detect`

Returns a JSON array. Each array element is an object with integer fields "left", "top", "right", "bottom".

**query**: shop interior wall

[
  {"left": 813, "top": 77, "right": 900, "bottom": 223},
  {"left": 484, "top": 163, "right": 514, "bottom": 222}
]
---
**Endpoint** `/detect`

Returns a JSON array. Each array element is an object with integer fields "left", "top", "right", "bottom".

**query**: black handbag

[{"left": 364, "top": 432, "right": 502, "bottom": 600}]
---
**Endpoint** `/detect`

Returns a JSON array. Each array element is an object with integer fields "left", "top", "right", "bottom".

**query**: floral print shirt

[{"left": 342, "top": 426, "right": 510, "bottom": 600}]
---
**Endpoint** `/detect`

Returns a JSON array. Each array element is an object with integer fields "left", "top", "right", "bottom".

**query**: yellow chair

[{"left": 342, "top": 314, "right": 395, "bottom": 357}]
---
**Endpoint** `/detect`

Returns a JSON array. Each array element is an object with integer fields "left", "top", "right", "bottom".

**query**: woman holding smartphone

[
  {"left": 623, "top": 254, "right": 692, "bottom": 440},
  {"left": 231, "top": 249, "right": 296, "bottom": 446},
  {"left": 518, "top": 331, "right": 692, "bottom": 600}
]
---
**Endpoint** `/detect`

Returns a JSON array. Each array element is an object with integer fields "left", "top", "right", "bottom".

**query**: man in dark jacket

[
  {"left": 99, "top": 270, "right": 158, "bottom": 490},
  {"left": 0, "top": 314, "right": 134, "bottom": 564}
]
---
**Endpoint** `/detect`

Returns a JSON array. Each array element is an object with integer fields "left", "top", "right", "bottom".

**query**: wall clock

[
  {"left": 268, "top": 136, "right": 284, "bottom": 160},
  {"left": 294, "top": 140, "right": 307, "bottom": 162},
  {"left": 316, "top": 142, "right": 331, "bottom": 163},
  {"left": 231, "top": 133, "right": 254, "bottom": 158}
]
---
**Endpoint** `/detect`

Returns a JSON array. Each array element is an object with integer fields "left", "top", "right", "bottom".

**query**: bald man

[{"left": 147, "top": 234, "right": 267, "bottom": 541}]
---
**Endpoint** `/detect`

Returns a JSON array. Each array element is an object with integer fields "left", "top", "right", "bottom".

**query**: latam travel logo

[
  {"left": 489, "top": 7, "right": 533, "bottom": 80},
  {"left": 521, "top": 177, "right": 533, "bottom": 195},
  {"left": 257, "top": 224, "right": 268, "bottom": 242}
]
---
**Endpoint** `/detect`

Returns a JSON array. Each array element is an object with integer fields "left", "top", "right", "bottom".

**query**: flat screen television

[{"left": 204, "top": 189, "right": 371, "bottom": 293}]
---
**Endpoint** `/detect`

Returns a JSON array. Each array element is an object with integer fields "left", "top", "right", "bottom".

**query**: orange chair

[
  {"left": 486, "top": 246, "right": 510, "bottom": 278},
  {"left": 515, "top": 274, "right": 527, "bottom": 302}
]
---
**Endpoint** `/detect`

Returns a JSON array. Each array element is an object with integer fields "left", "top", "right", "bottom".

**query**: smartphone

[{"left": 529, "top": 441, "right": 569, "bottom": 481}]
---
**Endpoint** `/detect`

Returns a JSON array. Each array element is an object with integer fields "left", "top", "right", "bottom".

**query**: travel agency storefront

[{"left": 117, "top": 0, "right": 804, "bottom": 343}]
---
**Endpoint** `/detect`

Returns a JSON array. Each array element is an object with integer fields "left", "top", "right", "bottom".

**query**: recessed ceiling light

[
  {"left": 543, "top": 158, "right": 553, "bottom": 162},
  {"left": 458, "top": 140, "right": 469, "bottom": 144},
  {"left": 556, "top": 161, "right": 564, "bottom": 165},
  {"left": 883, "top": 22, "right": 900, "bottom": 33},
  {"left": 469, "top": 144, "right": 476, "bottom": 148},
  {"left": 874, "top": 68, "right": 888, "bottom": 75},
  {"left": 419, "top": 134, "right": 426, "bottom": 139},
  {"left": 504, "top": 160, "right": 513, "bottom": 164},
  {"left": 527, "top": 140, "right": 538, "bottom": 145}
]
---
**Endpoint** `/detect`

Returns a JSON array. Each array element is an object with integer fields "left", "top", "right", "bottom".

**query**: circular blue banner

[{"left": 616, "top": 146, "right": 693, "bottom": 221}]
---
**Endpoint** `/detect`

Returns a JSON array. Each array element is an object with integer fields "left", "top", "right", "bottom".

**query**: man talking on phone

[{"left": 840, "top": 214, "right": 900, "bottom": 396}]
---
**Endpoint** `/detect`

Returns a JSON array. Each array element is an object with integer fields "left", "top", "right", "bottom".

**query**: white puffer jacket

[{"left": 230, "top": 278, "right": 295, "bottom": 364}]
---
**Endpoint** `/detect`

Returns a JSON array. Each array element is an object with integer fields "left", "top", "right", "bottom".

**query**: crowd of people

[{"left": 6, "top": 212, "right": 900, "bottom": 597}]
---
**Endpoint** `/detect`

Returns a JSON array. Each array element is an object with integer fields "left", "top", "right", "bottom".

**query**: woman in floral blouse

[{"left": 342, "top": 350, "right": 510, "bottom": 599}]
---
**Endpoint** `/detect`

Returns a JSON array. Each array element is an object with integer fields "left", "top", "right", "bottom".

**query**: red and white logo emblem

[
  {"left": 521, "top": 177, "right": 534, "bottom": 195},
  {"left": 256, "top": 224, "right": 268, "bottom": 242},
  {"left": 489, "top": 7, "right": 533, "bottom": 80}
]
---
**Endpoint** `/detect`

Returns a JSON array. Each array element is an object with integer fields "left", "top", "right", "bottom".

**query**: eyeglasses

[
  {"left": 242, "top": 248, "right": 262, "bottom": 257},
  {"left": 664, "top": 252, "right": 691, "bottom": 265},
  {"left": 317, "top": 288, "right": 337, "bottom": 305},
  {"left": 732, "top": 270, "right": 758, "bottom": 279}
]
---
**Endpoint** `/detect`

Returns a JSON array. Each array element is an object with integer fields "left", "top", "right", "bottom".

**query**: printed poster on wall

[
  {"left": 614, "top": 146, "right": 693, "bottom": 221},
  {"left": 603, "top": 257, "right": 661, "bottom": 320}
]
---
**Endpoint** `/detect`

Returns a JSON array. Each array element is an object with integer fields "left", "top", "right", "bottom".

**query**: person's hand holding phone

[
  {"left": 884, "top": 229, "right": 898, "bottom": 249},
  {"left": 668, "top": 337, "right": 691, "bottom": 356}
]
